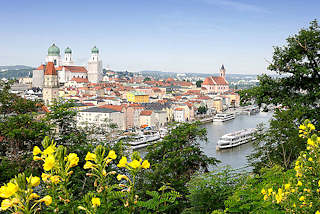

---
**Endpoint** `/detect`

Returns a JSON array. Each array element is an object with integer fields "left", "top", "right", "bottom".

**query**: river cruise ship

[
  {"left": 212, "top": 113, "right": 235, "bottom": 122},
  {"left": 216, "top": 128, "right": 256, "bottom": 150}
]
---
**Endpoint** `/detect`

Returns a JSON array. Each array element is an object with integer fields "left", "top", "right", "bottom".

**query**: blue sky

[{"left": 0, "top": 0, "right": 319, "bottom": 74}]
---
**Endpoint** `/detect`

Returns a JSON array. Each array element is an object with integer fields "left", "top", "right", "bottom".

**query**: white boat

[
  {"left": 121, "top": 132, "right": 161, "bottom": 150},
  {"left": 216, "top": 128, "right": 256, "bottom": 150},
  {"left": 212, "top": 113, "right": 235, "bottom": 122}
]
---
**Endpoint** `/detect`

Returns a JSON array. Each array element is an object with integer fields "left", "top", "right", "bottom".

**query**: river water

[{"left": 200, "top": 112, "right": 273, "bottom": 170}]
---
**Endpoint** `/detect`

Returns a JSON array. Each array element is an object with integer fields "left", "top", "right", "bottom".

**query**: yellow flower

[
  {"left": 29, "top": 193, "right": 40, "bottom": 200},
  {"left": 33, "top": 146, "right": 42, "bottom": 156},
  {"left": 107, "top": 150, "right": 117, "bottom": 160},
  {"left": 299, "top": 196, "right": 305, "bottom": 201},
  {"left": 141, "top": 160, "right": 150, "bottom": 169},
  {"left": 105, "top": 158, "right": 112, "bottom": 165},
  {"left": 29, "top": 176, "right": 40, "bottom": 187},
  {"left": 297, "top": 181, "right": 302, "bottom": 186},
  {"left": 308, "top": 157, "right": 313, "bottom": 162},
  {"left": 117, "top": 174, "right": 129, "bottom": 181},
  {"left": 67, "top": 153, "right": 79, "bottom": 168},
  {"left": 293, "top": 203, "right": 296, "bottom": 208},
  {"left": 307, "top": 123, "right": 315, "bottom": 131},
  {"left": 318, "top": 180, "right": 320, "bottom": 187},
  {"left": 43, "top": 146, "right": 55, "bottom": 156},
  {"left": 117, "top": 156, "right": 127, "bottom": 168},
  {"left": 0, "top": 183, "right": 18, "bottom": 198},
  {"left": 275, "top": 193, "right": 282, "bottom": 204},
  {"left": 102, "top": 169, "right": 107, "bottom": 177},
  {"left": 291, "top": 189, "right": 295, "bottom": 193},
  {"left": 41, "top": 173, "right": 51, "bottom": 182},
  {"left": 43, "top": 154, "right": 55, "bottom": 171},
  {"left": 316, "top": 211, "right": 320, "bottom": 214},
  {"left": 128, "top": 159, "right": 141, "bottom": 169},
  {"left": 307, "top": 139, "right": 315, "bottom": 146},
  {"left": 85, "top": 152, "right": 96, "bottom": 162},
  {"left": 39, "top": 195, "right": 52, "bottom": 206},
  {"left": 92, "top": 197, "right": 101, "bottom": 208},
  {"left": 261, "top": 188, "right": 266, "bottom": 195},
  {"left": 263, "top": 195, "right": 268, "bottom": 200},
  {"left": 50, "top": 175, "right": 61, "bottom": 184},
  {"left": 1, "top": 199, "right": 12, "bottom": 210},
  {"left": 299, "top": 124, "right": 306, "bottom": 131},
  {"left": 285, "top": 184, "right": 290, "bottom": 190},
  {"left": 33, "top": 156, "right": 42, "bottom": 161},
  {"left": 83, "top": 161, "right": 96, "bottom": 169},
  {"left": 267, "top": 188, "right": 273, "bottom": 196}
]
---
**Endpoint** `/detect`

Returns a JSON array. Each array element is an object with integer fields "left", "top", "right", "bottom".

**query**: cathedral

[
  {"left": 32, "top": 44, "right": 103, "bottom": 88},
  {"left": 201, "top": 65, "right": 229, "bottom": 94}
]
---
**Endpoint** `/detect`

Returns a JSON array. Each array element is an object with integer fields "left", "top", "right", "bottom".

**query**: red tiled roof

[
  {"left": 100, "top": 104, "right": 124, "bottom": 112},
  {"left": 64, "top": 66, "right": 88, "bottom": 73},
  {"left": 203, "top": 76, "right": 228, "bottom": 85},
  {"left": 212, "top": 76, "right": 228, "bottom": 85},
  {"left": 166, "top": 78, "right": 175, "bottom": 83},
  {"left": 44, "top": 62, "right": 57, "bottom": 75},
  {"left": 36, "top": 64, "right": 45, "bottom": 70},
  {"left": 175, "top": 108, "right": 184, "bottom": 111},
  {"left": 140, "top": 110, "right": 153, "bottom": 116},
  {"left": 71, "top": 77, "right": 89, "bottom": 83}
]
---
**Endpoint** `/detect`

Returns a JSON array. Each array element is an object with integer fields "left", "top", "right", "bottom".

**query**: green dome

[
  {"left": 48, "top": 44, "right": 60, "bottom": 56},
  {"left": 64, "top": 47, "right": 72, "bottom": 54},
  {"left": 91, "top": 46, "right": 99, "bottom": 54}
]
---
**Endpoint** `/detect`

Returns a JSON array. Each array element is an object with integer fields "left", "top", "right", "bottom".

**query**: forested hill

[{"left": 0, "top": 65, "right": 33, "bottom": 79}]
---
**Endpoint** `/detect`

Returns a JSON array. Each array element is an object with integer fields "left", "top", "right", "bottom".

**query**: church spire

[{"left": 220, "top": 64, "right": 226, "bottom": 78}]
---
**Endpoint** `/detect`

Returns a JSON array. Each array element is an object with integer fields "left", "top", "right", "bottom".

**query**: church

[
  {"left": 32, "top": 44, "right": 103, "bottom": 88},
  {"left": 201, "top": 65, "right": 229, "bottom": 94}
]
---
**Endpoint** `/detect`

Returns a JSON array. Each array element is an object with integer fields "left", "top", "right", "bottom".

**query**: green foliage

[
  {"left": 196, "top": 80, "right": 203, "bottom": 88},
  {"left": 136, "top": 189, "right": 181, "bottom": 213},
  {"left": 248, "top": 109, "right": 306, "bottom": 172},
  {"left": 143, "top": 77, "right": 152, "bottom": 82},
  {"left": 225, "top": 166, "right": 293, "bottom": 213},
  {"left": 197, "top": 106, "right": 208, "bottom": 114},
  {"left": 138, "top": 122, "right": 219, "bottom": 212},
  {"left": 183, "top": 167, "right": 244, "bottom": 214},
  {"left": 239, "top": 20, "right": 320, "bottom": 172}
]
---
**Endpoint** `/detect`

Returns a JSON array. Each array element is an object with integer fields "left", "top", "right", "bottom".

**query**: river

[{"left": 200, "top": 112, "right": 273, "bottom": 170}]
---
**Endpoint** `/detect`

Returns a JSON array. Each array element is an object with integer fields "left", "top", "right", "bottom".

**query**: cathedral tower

[
  {"left": 63, "top": 47, "right": 74, "bottom": 66},
  {"left": 43, "top": 62, "right": 59, "bottom": 105},
  {"left": 87, "top": 46, "right": 102, "bottom": 83},
  {"left": 220, "top": 64, "right": 226, "bottom": 79},
  {"left": 46, "top": 43, "right": 61, "bottom": 66}
]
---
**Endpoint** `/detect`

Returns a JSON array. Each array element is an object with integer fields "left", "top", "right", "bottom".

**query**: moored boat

[
  {"left": 212, "top": 113, "right": 235, "bottom": 122},
  {"left": 216, "top": 128, "right": 256, "bottom": 150}
]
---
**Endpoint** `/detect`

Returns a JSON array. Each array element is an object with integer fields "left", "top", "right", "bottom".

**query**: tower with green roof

[
  {"left": 88, "top": 46, "right": 103, "bottom": 83},
  {"left": 63, "top": 47, "right": 74, "bottom": 65},
  {"left": 46, "top": 43, "right": 61, "bottom": 66}
]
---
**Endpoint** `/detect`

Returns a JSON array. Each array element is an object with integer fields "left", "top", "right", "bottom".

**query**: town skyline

[{"left": 1, "top": 0, "right": 319, "bottom": 74}]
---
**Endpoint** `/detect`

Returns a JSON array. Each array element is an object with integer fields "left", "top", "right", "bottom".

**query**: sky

[{"left": 0, "top": 0, "right": 319, "bottom": 74}]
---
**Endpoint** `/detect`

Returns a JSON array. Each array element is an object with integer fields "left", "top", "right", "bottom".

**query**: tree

[
  {"left": 197, "top": 106, "right": 208, "bottom": 114},
  {"left": 143, "top": 77, "right": 151, "bottom": 82},
  {"left": 183, "top": 167, "right": 243, "bottom": 213},
  {"left": 196, "top": 80, "right": 203, "bottom": 88},
  {"left": 248, "top": 108, "right": 306, "bottom": 172},
  {"left": 241, "top": 20, "right": 320, "bottom": 171},
  {"left": 137, "top": 122, "right": 219, "bottom": 211},
  {"left": 45, "top": 99, "right": 85, "bottom": 145}
]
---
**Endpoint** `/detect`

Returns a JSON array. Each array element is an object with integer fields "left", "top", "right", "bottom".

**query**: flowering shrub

[
  {"left": 261, "top": 120, "right": 320, "bottom": 213},
  {"left": 0, "top": 136, "right": 180, "bottom": 213}
]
